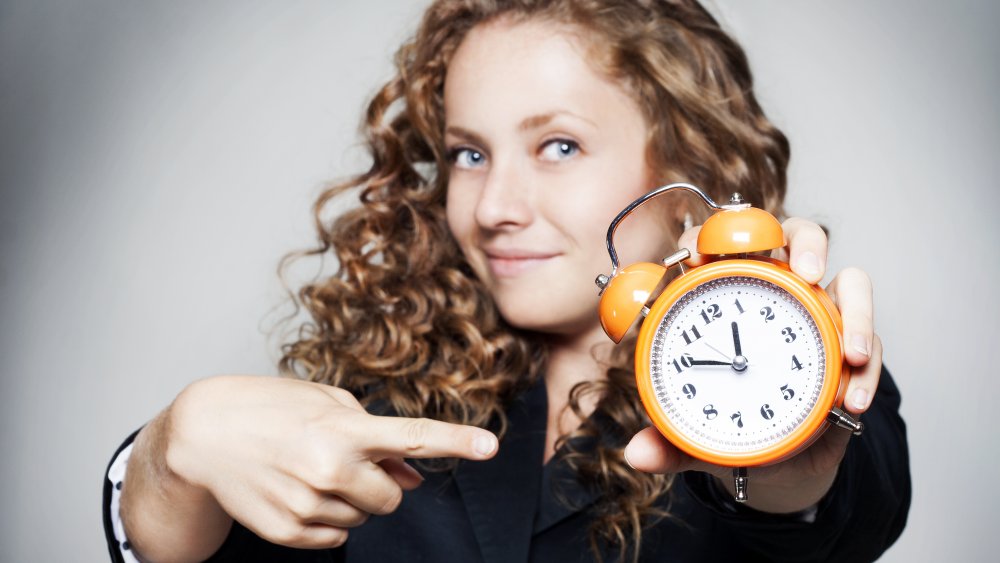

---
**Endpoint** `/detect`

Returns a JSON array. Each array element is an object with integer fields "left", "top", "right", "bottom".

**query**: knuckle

[
  {"left": 328, "top": 528, "right": 350, "bottom": 548},
  {"left": 403, "top": 418, "right": 433, "bottom": 452},
  {"left": 781, "top": 216, "right": 803, "bottom": 232},
  {"left": 839, "top": 266, "right": 872, "bottom": 288},
  {"left": 346, "top": 511, "right": 370, "bottom": 528},
  {"left": 268, "top": 520, "right": 309, "bottom": 546},
  {"left": 785, "top": 217, "right": 827, "bottom": 244},
  {"left": 301, "top": 450, "right": 348, "bottom": 491},
  {"left": 316, "top": 461, "right": 348, "bottom": 491},
  {"left": 286, "top": 490, "right": 321, "bottom": 521},
  {"left": 678, "top": 225, "right": 700, "bottom": 245},
  {"left": 329, "top": 386, "right": 356, "bottom": 403},
  {"left": 333, "top": 503, "right": 372, "bottom": 528},
  {"left": 845, "top": 309, "right": 874, "bottom": 327},
  {"left": 375, "top": 486, "right": 404, "bottom": 515}
]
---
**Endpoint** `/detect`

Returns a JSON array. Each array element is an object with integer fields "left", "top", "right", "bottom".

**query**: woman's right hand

[{"left": 120, "top": 375, "right": 499, "bottom": 562}]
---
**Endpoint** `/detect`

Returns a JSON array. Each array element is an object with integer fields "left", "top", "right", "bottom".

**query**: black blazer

[{"left": 104, "top": 368, "right": 910, "bottom": 562}]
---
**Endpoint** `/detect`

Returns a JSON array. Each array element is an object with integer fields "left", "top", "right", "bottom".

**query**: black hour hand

[{"left": 689, "top": 359, "right": 731, "bottom": 366}]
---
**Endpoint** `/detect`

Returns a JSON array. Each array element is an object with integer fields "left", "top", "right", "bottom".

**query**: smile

[{"left": 484, "top": 250, "right": 560, "bottom": 278}]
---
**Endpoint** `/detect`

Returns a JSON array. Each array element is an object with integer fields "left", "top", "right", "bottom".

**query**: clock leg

[
  {"left": 827, "top": 407, "right": 864, "bottom": 436},
  {"left": 733, "top": 467, "right": 749, "bottom": 503}
]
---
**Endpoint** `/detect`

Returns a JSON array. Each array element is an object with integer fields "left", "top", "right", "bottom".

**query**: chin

[{"left": 493, "top": 294, "right": 598, "bottom": 337}]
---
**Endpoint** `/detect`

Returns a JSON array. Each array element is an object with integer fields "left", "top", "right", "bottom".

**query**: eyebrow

[
  {"left": 444, "top": 125, "right": 488, "bottom": 148},
  {"left": 519, "top": 110, "right": 597, "bottom": 131}
]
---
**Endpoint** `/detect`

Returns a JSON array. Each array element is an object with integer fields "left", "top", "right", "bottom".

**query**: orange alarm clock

[{"left": 595, "top": 183, "right": 863, "bottom": 502}]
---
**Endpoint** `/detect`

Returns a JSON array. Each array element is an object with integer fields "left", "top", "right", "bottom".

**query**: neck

[
  {"left": 539, "top": 323, "right": 617, "bottom": 462},
  {"left": 542, "top": 325, "right": 613, "bottom": 394}
]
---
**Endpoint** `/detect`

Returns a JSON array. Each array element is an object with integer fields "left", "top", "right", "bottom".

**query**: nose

[{"left": 474, "top": 157, "right": 533, "bottom": 231}]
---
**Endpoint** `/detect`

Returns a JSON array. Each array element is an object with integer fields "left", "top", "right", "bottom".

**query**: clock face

[{"left": 648, "top": 276, "right": 826, "bottom": 454}]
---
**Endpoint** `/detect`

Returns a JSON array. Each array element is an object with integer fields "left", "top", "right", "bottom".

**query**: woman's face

[{"left": 444, "top": 18, "right": 669, "bottom": 338}]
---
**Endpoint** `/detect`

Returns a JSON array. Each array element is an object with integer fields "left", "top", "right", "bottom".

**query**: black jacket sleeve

[
  {"left": 103, "top": 429, "right": 343, "bottom": 563},
  {"left": 103, "top": 428, "right": 143, "bottom": 563},
  {"left": 681, "top": 366, "right": 911, "bottom": 563}
]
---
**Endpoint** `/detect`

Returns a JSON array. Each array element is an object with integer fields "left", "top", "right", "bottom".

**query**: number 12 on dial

[{"left": 597, "top": 184, "right": 863, "bottom": 503}]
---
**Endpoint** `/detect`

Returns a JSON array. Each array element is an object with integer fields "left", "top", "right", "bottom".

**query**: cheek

[
  {"left": 560, "top": 169, "right": 663, "bottom": 264},
  {"left": 545, "top": 162, "right": 649, "bottom": 229},
  {"left": 445, "top": 184, "right": 475, "bottom": 243},
  {"left": 614, "top": 211, "right": 678, "bottom": 267},
  {"left": 589, "top": 189, "right": 678, "bottom": 271}
]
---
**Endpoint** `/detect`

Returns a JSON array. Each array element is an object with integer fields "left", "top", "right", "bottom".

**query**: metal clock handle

[
  {"left": 602, "top": 182, "right": 722, "bottom": 277},
  {"left": 730, "top": 414, "right": 863, "bottom": 504},
  {"left": 733, "top": 467, "right": 749, "bottom": 503},
  {"left": 828, "top": 407, "right": 864, "bottom": 436}
]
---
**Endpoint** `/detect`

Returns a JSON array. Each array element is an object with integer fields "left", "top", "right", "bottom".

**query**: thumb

[{"left": 624, "top": 427, "right": 727, "bottom": 480}]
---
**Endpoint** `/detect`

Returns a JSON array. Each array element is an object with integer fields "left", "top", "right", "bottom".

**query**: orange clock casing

[
  {"left": 598, "top": 190, "right": 853, "bottom": 469},
  {"left": 598, "top": 262, "right": 667, "bottom": 343},
  {"left": 697, "top": 207, "right": 785, "bottom": 255},
  {"left": 634, "top": 256, "right": 849, "bottom": 467}
]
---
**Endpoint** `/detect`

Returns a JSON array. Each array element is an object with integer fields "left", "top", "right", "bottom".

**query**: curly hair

[{"left": 279, "top": 1, "right": 789, "bottom": 561}]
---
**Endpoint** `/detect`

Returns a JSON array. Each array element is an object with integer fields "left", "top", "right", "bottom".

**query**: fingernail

[
  {"left": 623, "top": 445, "right": 635, "bottom": 469},
  {"left": 474, "top": 435, "right": 497, "bottom": 456},
  {"left": 403, "top": 462, "right": 425, "bottom": 482},
  {"left": 409, "top": 463, "right": 426, "bottom": 482},
  {"left": 851, "top": 388, "right": 869, "bottom": 411},
  {"left": 851, "top": 334, "right": 870, "bottom": 357},
  {"left": 795, "top": 251, "right": 820, "bottom": 277}
]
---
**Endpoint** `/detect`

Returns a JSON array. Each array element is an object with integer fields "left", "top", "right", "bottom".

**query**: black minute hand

[{"left": 731, "top": 321, "right": 743, "bottom": 357}]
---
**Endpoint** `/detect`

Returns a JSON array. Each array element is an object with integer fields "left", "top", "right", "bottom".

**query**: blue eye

[
  {"left": 450, "top": 147, "right": 487, "bottom": 169},
  {"left": 540, "top": 139, "right": 579, "bottom": 161}
]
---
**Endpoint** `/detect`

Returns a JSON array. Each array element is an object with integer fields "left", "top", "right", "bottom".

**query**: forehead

[{"left": 443, "top": 18, "right": 642, "bottom": 129}]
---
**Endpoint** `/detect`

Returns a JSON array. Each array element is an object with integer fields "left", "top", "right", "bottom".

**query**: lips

[{"left": 482, "top": 247, "right": 560, "bottom": 278}]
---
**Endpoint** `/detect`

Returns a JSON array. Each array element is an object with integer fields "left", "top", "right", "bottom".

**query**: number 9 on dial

[{"left": 595, "top": 184, "right": 863, "bottom": 502}]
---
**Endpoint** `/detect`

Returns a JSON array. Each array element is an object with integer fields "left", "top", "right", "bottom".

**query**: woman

[{"left": 104, "top": 1, "right": 910, "bottom": 561}]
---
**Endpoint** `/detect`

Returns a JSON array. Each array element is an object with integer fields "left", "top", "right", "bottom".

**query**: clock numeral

[
  {"left": 733, "top": 298, "right": 745, "bottom": 314},
  {"left": 781, "top": 327, "right": 797, "bottom": 343},
  {"left": 672, "top": 353, "right": 694, "bottom": 374},
  {"left": 760, "top": 306, "right": 775, "bottom": 322},
  {"left": 682, "top": 383, "right": 697, "bottom": 399},
  {"left": 700, "top": 304, "right": 722, "bottom": 325},
  {"left": 780, "top": 384, "right": 795, "bottom": 400},
  {"left": 760, "top": 404, "right": 775, "bottom": 420},
  {"left": 703, "top": 404, "right": 718, "bottom": 420},
  {"left": 730, "top": 411, "right": 744, "bottom": 428},
  {"left": 681, "top": 324, "right": 703, "bottom": 345},
  {"left": 790, "top": 355, "right": 803, "bottom": 371}
]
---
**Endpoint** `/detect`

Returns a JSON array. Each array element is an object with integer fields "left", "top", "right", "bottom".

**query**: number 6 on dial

[{"left": 595, "top": 183, "right": 863, "bottom": 503}]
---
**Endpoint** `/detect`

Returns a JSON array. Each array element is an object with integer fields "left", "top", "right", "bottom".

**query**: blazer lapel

[
  {"left": 532, "top": 434, "right": 602, "bottom": 535},
  {"left": 454, "top": 379, "right": 546, "bottom": 563}
]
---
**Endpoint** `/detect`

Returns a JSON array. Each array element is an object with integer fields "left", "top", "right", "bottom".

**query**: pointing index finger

[{"left": 362, "top": 415, "right": 498, "bottom": 461}]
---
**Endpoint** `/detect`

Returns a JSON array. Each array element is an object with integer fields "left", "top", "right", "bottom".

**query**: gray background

[{"left": 2, "top": 1, "right": 997, "bottom": 560}]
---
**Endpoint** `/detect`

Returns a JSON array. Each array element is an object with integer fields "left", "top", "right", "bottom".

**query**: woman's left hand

[{"left": 624, "top": 217, "right": 881, "bottom": 514}]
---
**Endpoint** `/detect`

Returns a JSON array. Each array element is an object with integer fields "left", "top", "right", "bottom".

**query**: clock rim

[{"left": 635, "top": 257, "right": 848, "bottom": 467}]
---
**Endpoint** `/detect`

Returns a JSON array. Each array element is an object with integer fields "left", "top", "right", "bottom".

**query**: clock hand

[
  {"left": 729, "top": 321, "right": 749, "bottom": 372},
  {"left": 688, "top": 359, "right": 732, "bottom": 366},
  {"left": 700, "top": 331, "right": 749, "bottom": 373},
  {"left": 704, "top": 342, "right": 733, "bottom": 362}
]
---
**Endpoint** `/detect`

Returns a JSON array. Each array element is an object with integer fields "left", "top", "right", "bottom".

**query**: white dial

[{"left": 648, "top": 276, "right": 826, "bottom": 454}]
